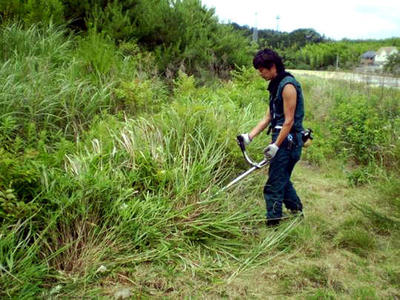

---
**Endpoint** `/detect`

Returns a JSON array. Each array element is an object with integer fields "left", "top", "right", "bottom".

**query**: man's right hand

[
  {"left": 239, "top": 133, "right": 252, "bottom": 145},
  {"left": 264, "top": 143, "right": 279, "bottom": 159}
]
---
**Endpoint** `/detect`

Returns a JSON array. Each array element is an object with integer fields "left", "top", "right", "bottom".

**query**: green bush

[
  {"left": 346, "top": 165, "right": 376, "bottom": 186},
  {"left": 1, "top": 1, "right": 253, "bottom": 77},
  {"left": 23, "top": 0, "right": 64, "bottom": 25},
  {"left": 114, "top": 78, "right": 168, "bottom": 114},
  {"left": 384, "top": 52, "right": 400, "bottom": 75},
  {"left": 328, "top": 95, "right": 384, "bottom": 164},
  {"left": 300, "top": 77, "right": 400, "bottom": 169},
  {"left": 0, "top": 0, "right": 64, "bottom": 25},
  {"left": 0, "top": 147, "right": 41, "bottom": 204},
  {"left": 0, "top": 187, "right": 39, "bottom": 222},
  {"left": 75, "top": 29, "right": 118, "bottom": 78},
  {"left": 296, "top": 41, "right": 399, "bottom": 70}
]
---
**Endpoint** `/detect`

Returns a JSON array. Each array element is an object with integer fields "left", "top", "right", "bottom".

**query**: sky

[{"left": 201, "top": 0, "right": 400, "bottom": 40}]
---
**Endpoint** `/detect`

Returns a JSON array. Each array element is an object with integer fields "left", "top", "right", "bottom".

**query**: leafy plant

[
  {"left": 0, "top": 187, "right": 39, "bottom": 222},
  {"left": 384, "top": 52, "right": 400, "bottom": 75}
]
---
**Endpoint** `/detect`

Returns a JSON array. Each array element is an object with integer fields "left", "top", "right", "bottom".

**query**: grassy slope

[
  {"left": 72, "top": 160, "right": 399, "bottom": 298},
  {"left": 228, "top": 161, "right": 400, "bottom": 299},
  {"left": 1, "top": 25, "right": 399, "bottom": 298},
  {"left": 1, "top": 69, "right": 398, "bottom": 297}
]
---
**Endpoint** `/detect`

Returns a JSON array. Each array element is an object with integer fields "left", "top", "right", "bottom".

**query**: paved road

[{"left": 289, "top": 69, "right": 400, "bottom": 89}]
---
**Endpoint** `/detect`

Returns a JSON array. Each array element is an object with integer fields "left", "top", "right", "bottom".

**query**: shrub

[
  {"left": 75, "top": 29, "right": 118, "bottom": 78},
  {"left": 0, "top": 187, "right": 39, "bottom": 222},
  {"left": 114, "top": 78, "right": 168, "bottom": 114},
  {"left": 0, "top": 0, "right": 64, "bottom": 25},
  {"left": 0, "top": 147, "right": 41, "bottom": 208},
  {"left": 384, "top": 52, "right": 400, "bottom": 75},
  {"left": 328, "top": 95, "right": 385, "bottom": 164}
]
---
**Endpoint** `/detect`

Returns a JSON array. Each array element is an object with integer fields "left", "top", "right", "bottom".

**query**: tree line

[
  {"left": 1, "top": 0, "right": 254, "bottom": 78},
  {"left": 234, "top": 23, "right": 400, "bottom": 71},
  {"left": 1, "top": 0, "right": 399, "bottom": 75}
]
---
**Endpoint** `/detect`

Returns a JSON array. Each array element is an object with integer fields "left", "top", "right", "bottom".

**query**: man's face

[{"left": 257, "top": 66, "right": 277, "bottom": 81}]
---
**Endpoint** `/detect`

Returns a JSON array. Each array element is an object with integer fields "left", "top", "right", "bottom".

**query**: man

[{"left": 240, "top": 48, "right": 305, "bottom": 227}]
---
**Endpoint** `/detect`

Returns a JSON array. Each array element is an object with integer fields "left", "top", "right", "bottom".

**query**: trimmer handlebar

[
  {"left": 236, "top": 135, "right": 270, "bottom": 169},
  {"left": 236, "top": 135, "right": 247, "bottom": 152},
  {"left": 215, "top": 136, "right": 270, "bottom": 195}
]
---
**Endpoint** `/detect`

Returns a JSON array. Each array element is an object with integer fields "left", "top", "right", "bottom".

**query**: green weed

[
  {"left": 0, "top": 23, "right": 399, "bottom": 298},
  {"left": 335, "top": 227, "right": 376, "bottom": 257},
  {"left": 351, "top": 286, "right": 378, "bottom": 299}
]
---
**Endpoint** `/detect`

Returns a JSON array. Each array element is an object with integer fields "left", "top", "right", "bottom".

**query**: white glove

[
  {"left": 264, "top": 143, "right": 279, "bottom": 159},
  {"left": 239, "top": 133, "right": 252, "bottom": 145}
]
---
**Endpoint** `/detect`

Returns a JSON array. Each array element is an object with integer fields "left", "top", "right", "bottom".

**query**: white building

[{"left": 374, "top": 47, "right": 398, "bottom": 66}]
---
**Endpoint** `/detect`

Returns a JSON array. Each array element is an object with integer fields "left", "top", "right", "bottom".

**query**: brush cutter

[
  {"left": 216, "top": 129, "right": 313, "bottom": 195},
  {"left": 216, "top": 136, "right": 271, "bottom": 195}
]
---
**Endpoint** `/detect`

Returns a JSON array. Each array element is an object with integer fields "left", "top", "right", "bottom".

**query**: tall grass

[
  {"left": 301, "top": 76, "right": 400, "bottom": 173},
  {"left": 1, "top": 23, "right": 399, "bottom": 297},
  {"left": 1, "top": 98, "right": 297, "bottom": 297},
  {"left": 0, "top": 24, "right": 164, "bottom": 143},
  {"left": 0, "top": 24, "right": 295, "bottom": 297}
]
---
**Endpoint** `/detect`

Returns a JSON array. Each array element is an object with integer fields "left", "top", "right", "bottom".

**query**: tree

[{"left": 384, "top": 52, "right": 400, "bottom": 75}]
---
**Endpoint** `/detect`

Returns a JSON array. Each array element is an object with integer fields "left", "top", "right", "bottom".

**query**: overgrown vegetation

[
  {"left": 0, "top": 8, "right": 399, "bottom": 298},
  {"left": 2, "top": 0, "right": 400, "bottom": 74},
  {"left": 0, "top": 0, "right": 254, "bottom": 77},
  {"left": 233, "top": 24, "right": 400, "bottom": 71},
  {"left": 384, "top": 52, "right": 400, "bottom": 75}
]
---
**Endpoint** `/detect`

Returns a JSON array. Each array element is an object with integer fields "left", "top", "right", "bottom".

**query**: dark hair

[{"left": 253, "top": 48, "right": 285, "bottom": 73}]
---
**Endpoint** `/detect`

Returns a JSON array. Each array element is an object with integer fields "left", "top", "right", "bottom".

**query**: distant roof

[{"left": 361, "top": 51, "right": 376, "bottom": 59}]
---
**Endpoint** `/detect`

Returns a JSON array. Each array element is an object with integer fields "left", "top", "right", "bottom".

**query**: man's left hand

[{"left": 264, "top": 143, "right": 279, "bottom": 159}]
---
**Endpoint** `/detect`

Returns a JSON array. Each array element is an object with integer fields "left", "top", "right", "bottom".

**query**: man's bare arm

[{"left": 249, "top": 109, "right": 271, "bottom": 140}]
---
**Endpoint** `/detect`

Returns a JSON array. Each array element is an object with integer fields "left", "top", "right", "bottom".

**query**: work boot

[
  {"left": 266, "top": 218, "right": 280, "bottom": 227},
  {"left": 289, "top": 210, "right": 304, "bottom": 218}
]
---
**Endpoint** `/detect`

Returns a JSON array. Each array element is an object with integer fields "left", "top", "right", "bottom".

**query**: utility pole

[
  {"left": 276, "top": 15, "right": 280, "bottom": 31},
  {"left": 252, "top": 12, "right": 258, "bottom": 43},
  {"left": 336, "top": 54, "right": 339, "bottom": 70}
]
